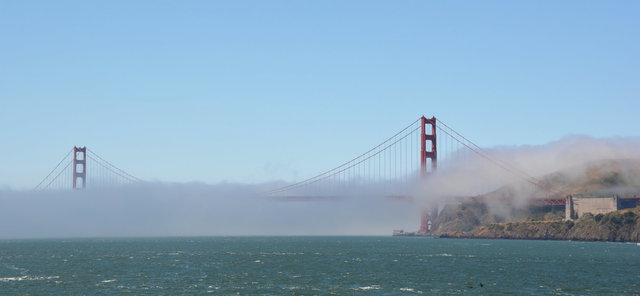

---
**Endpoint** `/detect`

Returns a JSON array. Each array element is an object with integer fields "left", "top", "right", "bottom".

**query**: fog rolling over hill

[
  {"left": 480, "top": 158, "right": 640, "bottom": 202},
  {"left": 415, "top": 135, "right": 640, "bottom": 207}
]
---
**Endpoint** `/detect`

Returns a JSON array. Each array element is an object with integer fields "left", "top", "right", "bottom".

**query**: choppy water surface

[{"left": 0, "top": 236, "right": 638, "bottom": 295}]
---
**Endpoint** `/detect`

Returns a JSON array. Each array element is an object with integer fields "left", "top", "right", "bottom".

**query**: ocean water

[{"left": 0, "top": 237, "right": 638, "bottom": 295}]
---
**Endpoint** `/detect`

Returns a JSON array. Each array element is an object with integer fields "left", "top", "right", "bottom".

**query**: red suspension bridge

[
  {"left": 35, "top": 116, "right": 639, "bottom": 232},
  {"left": 266, "top": 116, "right": 564, "bottom": 198},
  {"left": 264, "top": 116, "right": 573, "bottom": 232},
  {"left": 38, "top": 116, "right": 539, "bottom": 194}
]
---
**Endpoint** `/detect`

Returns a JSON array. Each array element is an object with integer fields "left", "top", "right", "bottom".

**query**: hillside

[
  {"left": 440, "top": 207, "right": 640, "bottom": 242},
  {"left": 433, "top": 158, "right": 640, "bottom": 241},
  {"left": 478, "top": 158, "right": 640, "bottom": 200}
]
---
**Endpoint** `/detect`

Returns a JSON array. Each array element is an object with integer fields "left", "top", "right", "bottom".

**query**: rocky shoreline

[{"left": 437, "top": 207, "right": 640, "bottom": 243}]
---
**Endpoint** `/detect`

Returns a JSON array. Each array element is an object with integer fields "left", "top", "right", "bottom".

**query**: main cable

[{"left": 34, "top": 149, "right": 73, "bottom": 190}]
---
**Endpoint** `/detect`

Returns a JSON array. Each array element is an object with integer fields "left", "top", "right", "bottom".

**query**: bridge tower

[
  {"left": 420, "top": 116, "right": 437, "bottom": 176},
  {"left": 419, "top": 116, "right": 437, "bottom": 233},
  {"left": 73, "top": 146, "right": 86, "bottom": 189}
]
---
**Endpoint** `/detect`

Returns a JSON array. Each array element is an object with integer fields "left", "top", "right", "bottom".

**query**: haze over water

[{"left": 1, "top": 237, "right": 638, "bottom": 295}]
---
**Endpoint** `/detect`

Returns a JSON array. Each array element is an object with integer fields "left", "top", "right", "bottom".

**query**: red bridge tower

[
  {"left": 419, "top": 116, "right": 437, "bottom": 233},
  {"left": 73, "top": 146, "right": 86, "bottom": 189}
]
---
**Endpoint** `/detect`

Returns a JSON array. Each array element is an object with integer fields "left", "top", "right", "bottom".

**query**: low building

[{"left": 565, "top": 195, "right": 619, "bottom": 220}]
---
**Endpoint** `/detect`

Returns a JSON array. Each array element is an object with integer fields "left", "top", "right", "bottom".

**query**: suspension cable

[
  {"left": 267, "top": 121, "right": 421, "bottom": 195},
  {"left": 87, "top": 154, "right": 139, "bottom": 183},
  {"left": 34, "top": 149, "right": 73, "bottom": 190},
  {"left": 40, "top": 161, "right": 72, "bottom": 190},
  {"left": 87, "top": 148, "right": 141, "bottom": 182},
  {"left": 433, "top": 118, "right": 562, "bottom": 195}
]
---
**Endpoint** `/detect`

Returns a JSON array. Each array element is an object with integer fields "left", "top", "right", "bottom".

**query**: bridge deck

[{"left": 270, "top": 195, "right": 640, "bottom": 206}]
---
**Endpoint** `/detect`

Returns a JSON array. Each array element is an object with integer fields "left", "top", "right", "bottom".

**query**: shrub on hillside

[
  {"left": 623, "top": 211, "right": 636, "bottom": 224},
  {"left": 565, "top": 220, "right": 575, "bottom": 229},
  {"left": 595, "top": 213, "right": 604, "bottom": 223}
]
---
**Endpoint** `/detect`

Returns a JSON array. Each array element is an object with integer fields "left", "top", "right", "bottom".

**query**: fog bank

[
  {"left": 0, "top": 182, "right": 418, "bottom": 239},
  {"left": 3, "top": 135, "right": 640, "bottom": 239}
]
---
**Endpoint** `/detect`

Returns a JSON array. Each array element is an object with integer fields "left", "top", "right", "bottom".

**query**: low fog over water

[
  {"left": 2, "top": 135, "right": 640, "bottom": 239},
  {"left": 0, "top": 182, "right": 419, "bottom": 239}
]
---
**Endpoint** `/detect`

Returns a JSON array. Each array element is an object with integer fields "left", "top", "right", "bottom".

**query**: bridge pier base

[{"left": 418, "top": 206, "right": 439, "bottom": 233}]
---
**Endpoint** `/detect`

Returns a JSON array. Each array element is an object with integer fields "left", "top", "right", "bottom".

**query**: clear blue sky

[{"left": 1, "top": 1, "right": 638, "bottom": 189}]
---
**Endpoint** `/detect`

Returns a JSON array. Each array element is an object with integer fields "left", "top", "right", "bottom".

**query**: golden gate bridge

[
  {"left": 266, "top": 117, "right": 564, "bottom": 197},
  {"left": 35, "top": 116, "right": 638, "bottom": 232},
  {"left": 263, "top": 116, "right": 569, "bottom": 232}
]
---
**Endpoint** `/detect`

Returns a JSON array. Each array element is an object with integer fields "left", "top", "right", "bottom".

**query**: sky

[{"left": 1, "top": 1, "right": 639, "bottom": 190}]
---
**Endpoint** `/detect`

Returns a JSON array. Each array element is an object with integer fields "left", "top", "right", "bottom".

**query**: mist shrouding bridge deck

[
  {"left": 37, "top": 116, "right": 635, "bottom": 232},
  {"left": 265, "top": 116, "right": 579, "bottom": 232}
]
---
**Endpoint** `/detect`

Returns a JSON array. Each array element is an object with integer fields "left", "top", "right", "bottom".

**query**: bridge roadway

[{"left": 272, "top": 195, "right": 640, "bottom": 207}]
